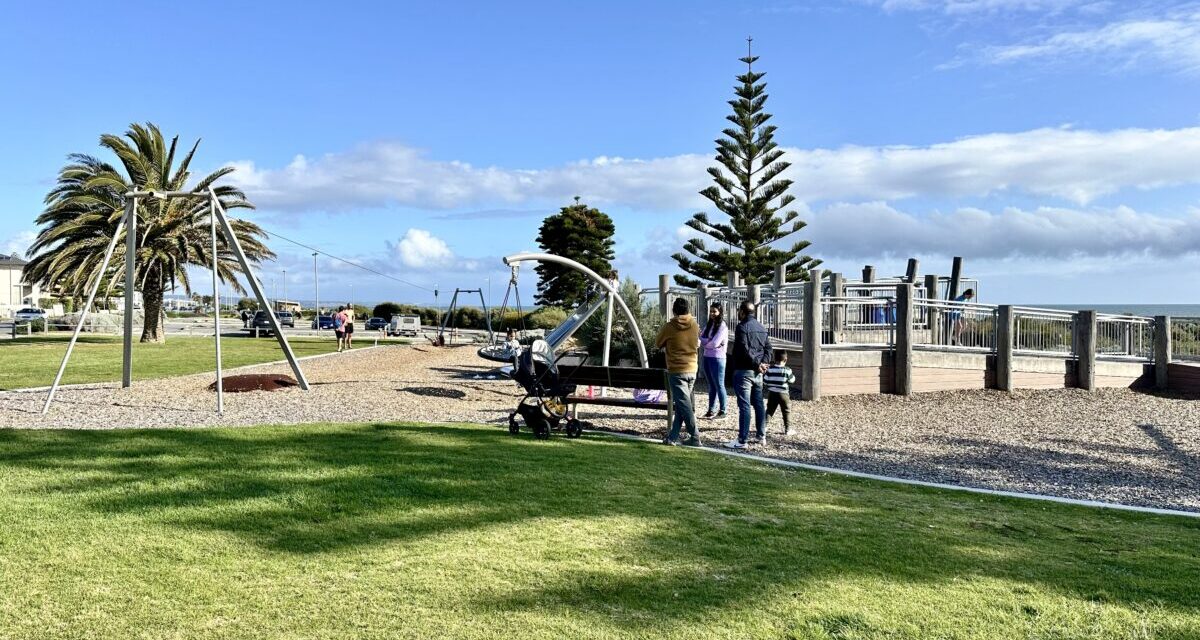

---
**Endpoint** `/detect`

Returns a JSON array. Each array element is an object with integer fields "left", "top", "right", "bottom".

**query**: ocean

[{"left": 1019, "top": 304, "right": 1200, "bottom": 318}]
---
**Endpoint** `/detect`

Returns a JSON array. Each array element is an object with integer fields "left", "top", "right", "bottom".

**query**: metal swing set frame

[{"left": 41, "top": 188, "right": 309, "bottom": 415}]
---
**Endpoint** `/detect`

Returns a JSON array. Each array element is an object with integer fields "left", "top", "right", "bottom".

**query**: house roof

[{"left": 0, "top": 252, "right": 28, "bottom": 268}]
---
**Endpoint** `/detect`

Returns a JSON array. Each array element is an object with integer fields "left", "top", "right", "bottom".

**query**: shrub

[
  {"left": 527, "top": 307, "right": 568, "bottom": 330},
  {"left": 373, "top": 302, "right": 403, "bottom": 320},
  {"left": 578, "top": 278, "right": 660, "bottom": 364}
]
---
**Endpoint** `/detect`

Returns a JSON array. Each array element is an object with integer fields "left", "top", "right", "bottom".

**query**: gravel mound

[{"left": 2, "top": 344, "right": 1197, "bottom": 512}]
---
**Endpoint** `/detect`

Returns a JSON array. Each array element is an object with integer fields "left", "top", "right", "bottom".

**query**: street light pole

[
  {"left": 282, "top": 268, "right": 287, "bottom": 310},
  {"left": 312, "top": 253, "right": 319, "bottom": 333}
]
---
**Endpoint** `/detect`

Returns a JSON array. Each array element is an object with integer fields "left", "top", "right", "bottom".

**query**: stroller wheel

[
  {"left": 565, "top": 418, "right": 583, "bottom": 438},
  {"left": 533, "top": 422, "right": 552, "bottom": 440},
  {"left": 508, "top": 413, "right": 520, "bottom": 435}
]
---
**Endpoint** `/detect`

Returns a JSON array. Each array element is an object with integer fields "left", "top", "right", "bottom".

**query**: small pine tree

[
  {"left": 535, "top": 197, "right": 616, "bottom": 309},
  {"left": 673, "top": 41, "right": 820, "bottom": 287}
]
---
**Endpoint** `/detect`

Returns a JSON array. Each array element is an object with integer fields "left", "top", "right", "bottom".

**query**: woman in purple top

[{"left": 699, "top": 303, "right": 729, "bottom": 419}]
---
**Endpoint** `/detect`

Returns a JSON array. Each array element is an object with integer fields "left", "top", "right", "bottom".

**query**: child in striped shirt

[{"left": 764, "top": 352, "right": 795, "bottom": 435}]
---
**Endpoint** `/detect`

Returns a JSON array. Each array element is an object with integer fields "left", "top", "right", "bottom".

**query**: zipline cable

[{"left": 257, "top": 225, "right": 435, "bottom": 293}]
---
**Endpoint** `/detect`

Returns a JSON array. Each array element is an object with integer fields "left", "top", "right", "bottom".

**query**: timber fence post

[
  {"left": 1155, "top": 315, "right": 1171, "bottom": 390},
  {"left": 1075, "top": 310, "right": 1097, "bottom": 391},
  {"left": 801, "top": 268, "right": 822, "bottom": 401},
  {"left": 996, "top": 305, "right": 1014, "bottom": 392},
  {"left": 894, "top": 283, "right": 913, "bottom": 396}
]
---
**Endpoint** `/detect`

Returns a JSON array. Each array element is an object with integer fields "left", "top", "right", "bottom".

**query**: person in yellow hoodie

[{"left": 655, "top": 297, "right": 701, "bottom": 446}]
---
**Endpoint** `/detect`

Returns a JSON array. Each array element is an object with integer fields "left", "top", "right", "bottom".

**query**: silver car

[{"left": 14, "top": 307, "right": 47, "bottom": 322}]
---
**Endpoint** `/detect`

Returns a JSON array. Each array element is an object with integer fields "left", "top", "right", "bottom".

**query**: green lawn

[
  {"left": 0, "top": 423, "right": 1196, "bottom": 639},
  {"left": 0, "top": 334, "right": 343, "bottom": 389}
]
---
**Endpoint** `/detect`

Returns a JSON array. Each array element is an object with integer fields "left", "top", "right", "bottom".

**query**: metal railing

[
  {"left": 822, "top": 296, "right": 894, "bottom": 347},
  {"left": 1011, "top": 306, "right": 1075, "bottom": 356},
  {"left": 913, "top": 298, "right": 996, "bottom": 352},
  {"left": 760, "top": 289, "right": 806, "bottom": 345},
  {"left": 1172, "top": 317, "right": 1200, "bottom": 362},
  {"left": 1096, "top": 314, "right": 1154, "bottom": 361}
]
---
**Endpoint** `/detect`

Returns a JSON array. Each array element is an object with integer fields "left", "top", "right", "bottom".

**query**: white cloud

[
  {"left": 393, "top": 229, "right": 455, "bottom": 269},
  {"left": 874, "top": 0, "right": 1087, "bottom": 13},
  {"left": 978, "top": 11, "right": 1200, "bottom": 72},
  {"left": 227, "top": 126, "right": 1200, "bottom": 211},
  {"left": 1, "top": 230, "right": 35, "bottom": 256},
  {"left": 804, "top": 202, "right": 1200, "bottom": 259}
]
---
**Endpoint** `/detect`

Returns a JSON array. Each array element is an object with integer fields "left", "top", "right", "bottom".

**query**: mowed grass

[
  {"left": 0, "top": 423, "right": 1197, "bottom": 639},
  {"left": 0, "top": 334, "right": 343, "bottom": 389}
]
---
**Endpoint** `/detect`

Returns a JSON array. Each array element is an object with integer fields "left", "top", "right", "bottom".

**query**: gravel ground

[{"left": 3, "top": 344, "right": 1198, "bottom": 512}]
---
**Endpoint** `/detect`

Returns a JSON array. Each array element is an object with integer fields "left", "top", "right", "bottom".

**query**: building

[
  {"left": 274, "top": 299, "right": 303, "bottom": 314},
  {"left": 1, "top": 252, "right": 40, "bottom": 315}
]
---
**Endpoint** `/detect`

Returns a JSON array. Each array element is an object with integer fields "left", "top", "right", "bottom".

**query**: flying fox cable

[{"left": 258, "top": 225, "right": 435, "bottom": 293}]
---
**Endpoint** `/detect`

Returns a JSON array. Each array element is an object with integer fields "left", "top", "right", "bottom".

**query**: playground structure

[
  {"left": 638, "top": 258, "right": 1196, "bottom": 398},
  {"left": 434, "top": 287, "right": 491, "bottom": 347},
  {"left": 41, "top": 189, "right": 309, "bottom": 415}
]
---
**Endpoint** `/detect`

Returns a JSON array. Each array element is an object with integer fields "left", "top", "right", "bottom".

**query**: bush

[
  {"left": 236, "top": 298, "right": 258, "bottom": 312},
  {"left": 373, "top": 302, "right": 403, "bottom": 320},
  {"left": 578, "top": 278, "right": 661, "bottom": 364},
  {"left": 527, "top": 307, "right": 568, "bottom": 330}
]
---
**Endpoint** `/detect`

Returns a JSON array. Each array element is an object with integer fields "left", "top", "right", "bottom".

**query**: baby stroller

[{"left": 508, "top": 339, "right": 586, "bottom": 439}]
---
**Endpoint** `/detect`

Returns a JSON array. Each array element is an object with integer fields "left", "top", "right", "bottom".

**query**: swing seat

[{"left": 477, "top": 343, "right": 520, "bottom": 363}]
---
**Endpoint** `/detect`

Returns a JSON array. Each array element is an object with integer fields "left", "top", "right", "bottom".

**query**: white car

[
  {"left": 14, "top": 307, "right": 47, "bottom": 322},
  {"left": 388, "top": 315, "right": 421, "bottom": 337}
]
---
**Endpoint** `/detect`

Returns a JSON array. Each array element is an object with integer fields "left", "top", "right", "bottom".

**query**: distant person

[
  {"left": 343, "top": 303, "right": 356, "bottom": 350},
  {"left": 725, "top": 300, "right": 772, "bottom": 450},
  {"left": 606, "top": 269, "right": 620, "bottom": 293},
  {"left": 333, "top": 305, "right": 346, "bottom": 352},
  {"left": 698, "top": 302, "right": 728, "bottom": 420},
  {"left": 240, "top": 308, "right": 252, "bottom": 328},
  {"left": 764, "top": 351, "right": 796, "bottom": 436},
  {"left": 654, "top": 297, "right": 701, "bottom": 447},
  {"left": 949, "top": 288, "right": 975, "bottom": 346},
  {"left": 505, "top": 328, "right": 521, "bottom": 361}
]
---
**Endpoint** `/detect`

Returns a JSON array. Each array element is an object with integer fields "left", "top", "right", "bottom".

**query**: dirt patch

[{"left": 211, "top": 374, "right": 299, "bottom": 393}]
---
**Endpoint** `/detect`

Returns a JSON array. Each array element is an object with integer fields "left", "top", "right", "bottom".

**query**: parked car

[
  {"left": 14, "top": 308, "right": 47, "bottom": 322},
  {"left": 276, "top": 311, "right": 295, "bottom": 328},
  {"left": 365, "top": 316, "right": 387, "bottom": 331},
  {"left": 311, "top": 315, "right": 335, "bottom": 330},
  {"left": 388, "top": 314, "right": 421, "bottom": 337},
  {"left": 251, "top": 311, "right": 276, "bottom": 335}
]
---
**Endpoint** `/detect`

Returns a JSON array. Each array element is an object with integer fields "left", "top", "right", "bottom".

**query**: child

[
  {"left": 505, "top": 328, "right": 521, "bottom": 359},
  {"left": 764, "top": 352, "right": 796, "bottom": 435}
]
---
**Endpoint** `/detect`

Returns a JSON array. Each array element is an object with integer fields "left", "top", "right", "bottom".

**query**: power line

[{"left": 258, "top": 225, "right": 435, "bottom": 293}]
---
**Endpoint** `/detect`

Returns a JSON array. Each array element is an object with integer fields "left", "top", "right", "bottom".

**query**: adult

[
  {"left": 333, "top": 305, "right": 346, "bottom": 352},
  {"left": 949, "top": 288, "right": 975, "bottom": 346},
  {"left": 724, "top": 300, "right": 772, "bottom": 450},
  {"left": 342, "top": 302, "right": 356, "bottom": 350},
  {"left": 698, "top": 302, "right": 728, "bottom": 419},
  {"left": 654, "top": 297, "right": 701, "bottom": 447}
]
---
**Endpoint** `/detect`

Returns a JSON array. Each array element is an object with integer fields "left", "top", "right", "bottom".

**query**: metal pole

[
  {"left": 121, "top": 197, "right": 137, "bottom": 387},
  {"left": 209, "top": 190, "right": 309, "bottom": 390},
  {"left": 210, "top": 196, "right": 224, "bottom": 414},
  {"left": 42, "top": 218, "right": 127, "bottom": 414},
  {"left": 313, "top": 252, "right": 319, "bottom": 333},
  {"left": 282, "top": 269, "right": 287, "bottom": 308}
]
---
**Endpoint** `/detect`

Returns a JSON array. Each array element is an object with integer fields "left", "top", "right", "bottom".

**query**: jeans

[
  {"left": 701, "top": 356, "right": 727, "bottom": 415},
  {"left": 734, "top": 369, "right": 765, "bottom": 443},
  {"left": 766, "top": 390, "right": 790, "bottom": 431},
  {"left": 666, "top": 373, "right": 699, "bottom": 443}
]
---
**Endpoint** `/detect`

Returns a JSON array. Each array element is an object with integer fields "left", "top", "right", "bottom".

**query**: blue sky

[{"left": 3, "top": 0, "right": 1200, "bottom": 305}]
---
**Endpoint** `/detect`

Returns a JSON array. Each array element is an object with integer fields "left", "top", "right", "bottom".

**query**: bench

[{"left": 534, "top": 362, "right": 674, "bottom": 426}]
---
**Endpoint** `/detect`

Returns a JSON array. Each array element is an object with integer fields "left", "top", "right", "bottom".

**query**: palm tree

[{"left": 23, "top": 123, "right": 274, "bottom": 342}]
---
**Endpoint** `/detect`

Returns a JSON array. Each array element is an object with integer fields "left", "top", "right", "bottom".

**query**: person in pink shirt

[{"left": 699, "top": 303, "right": 729, "bottom": 419}]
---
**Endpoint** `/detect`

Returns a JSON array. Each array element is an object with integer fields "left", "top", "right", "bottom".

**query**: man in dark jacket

[{"left": 724, "top": 300, "right": 773, "bottom": 449}]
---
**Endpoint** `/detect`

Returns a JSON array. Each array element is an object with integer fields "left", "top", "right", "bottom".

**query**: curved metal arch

[{"left": 503, "top": 252, "right": 649, "bottom": 367}]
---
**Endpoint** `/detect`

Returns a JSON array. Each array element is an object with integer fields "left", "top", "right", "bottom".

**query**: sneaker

[
  {"left": 701, "top": 412, "right": 716, "bottom": 420},
  {"left": 783, "top": 427, "right": 792, "bottom": 436},
  {"left": 683, "top": 436, "right": 703, "bottom": 447},
  {"left": 750, "top": 434, "right": 766, "bottom": 445},
  {"left": 723, "top": 440, "right": 746, "bottom": 450},
  {"left": 662, "top": 438, "right": 680, "bottom": 446},
  {"left": 715, "top": 411, "right": 727, "bottom": 419}
]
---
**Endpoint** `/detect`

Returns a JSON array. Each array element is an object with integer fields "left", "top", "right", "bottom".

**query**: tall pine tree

[
  {"left": 673, "top": 41, "right": 820, "bottom": 286},
  {"left": 535, "top": 197, "right": 616, "bottom": 308}
]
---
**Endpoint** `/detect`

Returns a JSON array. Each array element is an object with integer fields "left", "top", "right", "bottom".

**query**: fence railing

[
  {"left": 912, "top": 298, "right": 996, "bottom": 352},
  {"left": 1011, "top": 306, "right": 1075, "bottom": 356},
  {"left": 759, "top": 289, "right": 806, "bottom": 345},
  {"left": 1096, "top": 314, "right": 1154, "bottom": 361},
  {"left": 1172, "top": 317, "right": 1200, "bottom": 362},
  {"left": 822, "top": 296, "right": 894, "bottom": 347}
]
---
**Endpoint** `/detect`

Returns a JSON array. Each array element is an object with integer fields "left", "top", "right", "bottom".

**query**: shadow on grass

[{"left": 1, "top": 423, "right": 1198, "bottom": 627}]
